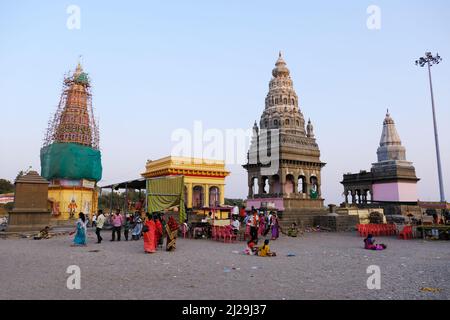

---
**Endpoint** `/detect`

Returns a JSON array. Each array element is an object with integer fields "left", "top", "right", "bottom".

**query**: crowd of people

[
  {"left": 71, "top": 209, "right": 179, "bottom": 253},
  {"left": 69, "top": 205, "right": 389, "bottom": 255}
]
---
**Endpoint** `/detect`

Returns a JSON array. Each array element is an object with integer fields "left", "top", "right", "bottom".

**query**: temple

[
  {"left": 243, "top": 52, "right": 327, "bottom": 227},
  {"left": 142, "top": 156, "right": 230, "bottom": 210},
  {"left": 341, "top": 111, "right": 420, "bottom": 216},
  {"left": 40, "top": 62, "right": 102, "bottom": 221}
]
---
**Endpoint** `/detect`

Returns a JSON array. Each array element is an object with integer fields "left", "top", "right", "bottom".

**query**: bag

[{"left": 142, "top": 225, "right": 149, "bottom": 233}]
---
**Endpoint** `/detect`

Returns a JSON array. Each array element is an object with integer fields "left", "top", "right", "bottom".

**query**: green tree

[
  {"left": 0, "top": 179, "right": 14, "bottom": 194},
  {"left": 225, "top": 198, "right": 244, "bottom": 207}
]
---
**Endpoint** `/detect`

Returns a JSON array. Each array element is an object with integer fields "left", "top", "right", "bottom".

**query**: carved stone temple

[
  {"left": 243, "top": 52, "right": 327, "bottom": 226},
  {"left": 341, "top": 111, "right": 420, "bottom": 216}
]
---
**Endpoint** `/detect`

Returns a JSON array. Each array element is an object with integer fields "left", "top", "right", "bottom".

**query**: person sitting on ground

[
  {"left": 364, "top": 234, "right": 387, "bottom": 250},
  {"left": 34, "top": 226, "right": 50, "bottom": 240},
  {"left": 258, "top": 239, "right": 276, "bottom": 257},
  {"left": 288, "top": 222, "right": 299, "bottom": 237},
  {"left": 244, "top": 239, "right": 258, "bottom": 255}
]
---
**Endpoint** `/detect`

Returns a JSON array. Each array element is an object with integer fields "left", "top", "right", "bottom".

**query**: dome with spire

[
  {"left": 259, "top": 52, "right": 307, "bottom": 135},
  {"left": 272, "top": 51, "right": 290, "bottom": 78},
  {"left": 374, "top": 110, "right": 411, "bottom": 167}
]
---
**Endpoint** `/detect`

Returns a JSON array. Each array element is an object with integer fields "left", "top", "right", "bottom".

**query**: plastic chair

[
  {"left": 180, "top": 224, "right": 189, "bottom": 238},
  {"left": 398, "top": 226, "right": 413, "bottom": 240}
]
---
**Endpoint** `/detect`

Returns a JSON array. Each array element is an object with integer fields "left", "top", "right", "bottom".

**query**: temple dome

[{"left": 272, "top": 51, "right": 290, "bottom": 77}]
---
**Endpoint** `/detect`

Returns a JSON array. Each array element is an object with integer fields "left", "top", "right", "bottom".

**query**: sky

[{"left": 1, "top": 0, "right": 449, "bottom": 204}]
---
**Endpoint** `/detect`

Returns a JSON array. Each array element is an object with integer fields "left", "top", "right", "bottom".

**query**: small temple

[
  {"left": 40, "top": 62, "right": 102, "bottom": 221},
  {"left": 141, "top": 156, "right": 230, "bottom": 218},
  {"left": 341, "top": 110, "right": 420, "bottom": 216},
  {"left": 243, "top": 52, "right": 327, "bottom": 227}
]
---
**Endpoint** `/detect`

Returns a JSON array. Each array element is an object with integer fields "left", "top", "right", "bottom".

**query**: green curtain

[{"left": 147, "top": 176, "right": 185, "bottom": 223}]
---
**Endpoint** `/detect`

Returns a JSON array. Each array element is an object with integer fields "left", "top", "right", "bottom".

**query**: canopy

[{"left": 147, "top": 176, "right": 185, "bottom": 223}]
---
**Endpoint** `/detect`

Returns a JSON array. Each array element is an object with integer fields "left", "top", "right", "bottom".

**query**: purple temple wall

[{"left": 372, "top": 181, "right": 418, "bottom": 202}]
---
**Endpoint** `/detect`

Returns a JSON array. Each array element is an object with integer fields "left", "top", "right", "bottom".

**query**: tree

[
  {"left": 225, "top": 198, "right": 244, "bottom": 207},
  {"left": 0, "top": 179, "right": 14, "bottom": 194}
]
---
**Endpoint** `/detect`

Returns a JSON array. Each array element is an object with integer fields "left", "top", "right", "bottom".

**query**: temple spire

[{"left": 376, "top": 110, "right": 406, "bottom": 162}]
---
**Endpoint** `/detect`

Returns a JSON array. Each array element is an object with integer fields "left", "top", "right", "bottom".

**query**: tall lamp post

[{"left": 416, "top": 52, "right": 446, "bottom": 206}]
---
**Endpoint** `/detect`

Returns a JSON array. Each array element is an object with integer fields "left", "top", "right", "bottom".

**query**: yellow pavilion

[{"left": 142, "top": 156, "right": 230, "bottom": 210}]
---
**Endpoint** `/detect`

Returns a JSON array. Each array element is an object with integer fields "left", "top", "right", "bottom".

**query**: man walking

[
  {"left": 249, "top": 209, "right": 259, "bottom": 241},
  {"left": 111, "top": 209, "right": 123, "bottom": 241},
  {"left": 95, "top": 210, "right": 105, "bottom": 243}
]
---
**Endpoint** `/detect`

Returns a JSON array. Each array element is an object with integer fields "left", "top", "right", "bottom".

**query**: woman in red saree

[
  {"left": 155, "top": 215, "right": 163, "bottom": 248},
  {"left": 143, "top": 213, "right": 156, "bottom": 253}
]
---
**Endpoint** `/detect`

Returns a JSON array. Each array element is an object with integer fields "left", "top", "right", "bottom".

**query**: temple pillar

[
  {"left": 187, "top": 183, "right": 193, "bottom": 208},
  {"left": 248, "top": 180, "right": 253, "bottom": 198},
  {"left": 219, "top": 185, "right": 225, "bottom": 205},
  {"left": 280, "top": 174, "right": 286, "bottom": 196},
  {"left": 204, "top": 184, "right": 210, "bottom": 207}
]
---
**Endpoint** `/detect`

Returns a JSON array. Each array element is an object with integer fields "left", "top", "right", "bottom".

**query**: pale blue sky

[{"left": 1, "top": 0, "right": 449, "bottom": 204}]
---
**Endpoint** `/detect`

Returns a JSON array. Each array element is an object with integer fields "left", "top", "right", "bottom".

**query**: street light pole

[{"left": 416, "top": 52, "right": 446, "bottom": 204}]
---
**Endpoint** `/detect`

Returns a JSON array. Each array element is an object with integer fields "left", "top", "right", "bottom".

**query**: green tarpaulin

[
  {"left": 40, "top": 143, "right": 102, "bottom": 181},
  {"left": 147, "top": 176, "right": 185, "bottom": 223}
]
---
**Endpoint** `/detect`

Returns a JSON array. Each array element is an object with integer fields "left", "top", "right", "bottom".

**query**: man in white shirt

[
  {"left": 231, "top": 217, "right": 240, "bottom": 233},
  {"left": 95, "top": 210, "right": 106, "bottom": 244}
]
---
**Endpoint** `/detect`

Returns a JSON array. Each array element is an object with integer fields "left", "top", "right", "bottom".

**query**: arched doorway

[
  {"left": 310, "top": 176, "right": 319, "bottom": 199},
  {"left": 192, "top": 186, "right": 204, "bottom": 208},
  {"left": 285, "top": 174, "right": 295, "bottom": 194},
  {"left": 252, "top": 177, "right": 259, "bottom": 195},
  {"left": 272, "top": 175, "right": 281, "bottom": 194},
  {"left": 298, "top": 175, "right": 306, "bottom": 193},
  {"left": 209, "top": 186, "right": 220, "bottom": 207},
  {"left": 262, "top": 176, "right": 269, "bottom": 194}
]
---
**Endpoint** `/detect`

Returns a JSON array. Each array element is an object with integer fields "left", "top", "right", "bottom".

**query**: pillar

[
  {"left": 219, "top": 184, "right": 225, "bottom": 205},
  {"left": 204, "top": 184, "right": 210, "bottom": 207},
  {"left": 187, "top": 183, "right": 193, "bottom": 209},
  {"left": 280, "top": 174, "right": 286, "bottom": 196}
]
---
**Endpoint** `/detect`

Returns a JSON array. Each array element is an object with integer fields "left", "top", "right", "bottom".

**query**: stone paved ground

[{"left": 0, "top": 229, "right": 449, "bottom": 300}]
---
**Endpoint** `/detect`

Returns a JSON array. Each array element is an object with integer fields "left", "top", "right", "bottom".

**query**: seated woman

[
  {"left": 288, "top": 222, "right": 298, "bottom": 237},
  {"left": 244, "top": 239, "right": 258, "bottom": 255},
  {"left": 364, "top": 234, "right": 387, "bottom": 250},
  {"left": 258, "top": 239, "right": 276, "bottom": 257}
]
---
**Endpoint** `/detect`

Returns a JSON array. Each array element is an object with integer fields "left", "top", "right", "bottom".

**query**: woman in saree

[
  {"left": 258, "top": 213, "right": 266, "bottom": 236},
  {"left": 131, "top": 211, "right": 143, "bottom": 241},
  {"left": 155, "top": 214, "right": 163, "bottom": 249},
  {"left": 271, "top": 213, "right": 280, "bottom": 240},
  {"left": 143, "top": 212, "right": 156, "bottom": 253},
  {"left": 166, "top": 216, "right": 179, "bottom": 251},
  {"left": 72, "top": 212, "right": 87, "bottom": 246}
]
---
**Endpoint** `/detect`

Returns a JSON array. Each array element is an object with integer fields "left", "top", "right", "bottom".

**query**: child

[
  {"left": 258, "top": 239, "right": 276, "bottom": 257},
  {"left": 244, "top": 239, "right": 258, "bottom": 255}
]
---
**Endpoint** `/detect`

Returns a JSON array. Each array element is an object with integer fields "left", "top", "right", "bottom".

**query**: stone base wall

[
  {"left": 7, "top": 211, "right": 52, "bottom": 232},
  {"left": 316, "top": 215, "right": 359, "bottom": 232},
  {"left": 279, "top": 207, "right": 328, "bottom": 230}
]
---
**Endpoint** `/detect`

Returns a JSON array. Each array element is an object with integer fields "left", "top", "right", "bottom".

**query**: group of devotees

[{"left": 71, "top": 210, "right": 179, "bottom": 253}]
